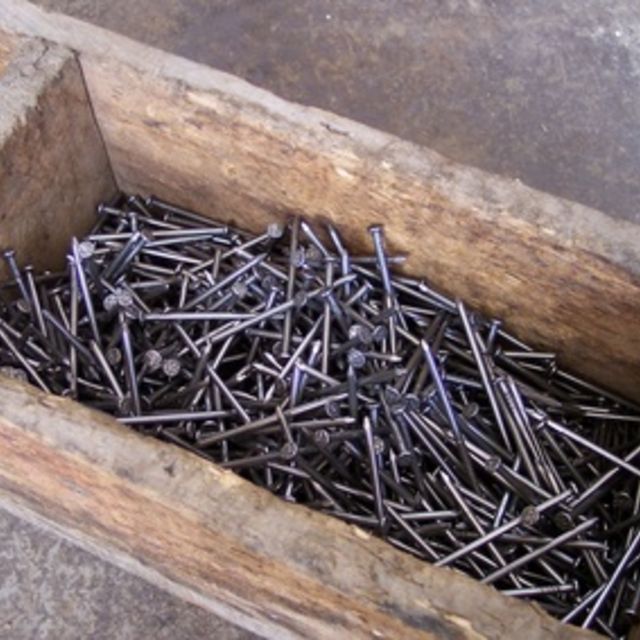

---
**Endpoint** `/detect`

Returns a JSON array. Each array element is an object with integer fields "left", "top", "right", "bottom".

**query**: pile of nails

[{"left": 1, "top": 193, "right": 640, "bottom": 638}]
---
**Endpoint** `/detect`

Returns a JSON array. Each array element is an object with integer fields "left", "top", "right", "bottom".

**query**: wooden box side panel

[
  {"left": 82, "top": 55, "right": 640, "bottom": 400},
  {"left": 0, "top": 377, "right": 598, "bottom": 640},
  {"left": 0, "top": 34, "right": 116, "bottom": 276}
]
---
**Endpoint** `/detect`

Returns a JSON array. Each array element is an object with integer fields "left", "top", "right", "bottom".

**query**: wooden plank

[
  {"left": 0, "top": 376, "right": 598, "bottom": 640},
  {"left": 0, "top": 31, "right": 115, "bottom": 277},
  {"left": 1, "top": 1, "right": 638, "bottom": 398}
]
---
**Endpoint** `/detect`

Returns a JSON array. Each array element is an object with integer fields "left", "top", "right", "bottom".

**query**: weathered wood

[
  {"left": 1, "top": 0, "right": 638, "bottom": 399},
  {"left": 0, "top": 30, "right": 115, "bottom": 278},
  {"left": 0, "top": 376, "right": 598, "bottom": 640}
]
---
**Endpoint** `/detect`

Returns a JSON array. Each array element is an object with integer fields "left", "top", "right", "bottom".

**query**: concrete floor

[
  {"left": 5, "top": 2, "right": 640, "bottom": 638},
  {"left": 0, "top": 506, "right": 255, "bottom": 639},
  {"left": 33, "top": 0, "right": 640, "bottom": 223}
]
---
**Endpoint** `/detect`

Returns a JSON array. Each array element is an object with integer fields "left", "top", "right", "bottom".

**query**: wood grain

[
  {"left": 0, "top": 376, "right": 599, "bottom": 640},
  {"left": 0, "top": 32, "right": 115, "bottom": 278},
  {"left": 88, "top": 55, "right": 640, "bottom": 400}
]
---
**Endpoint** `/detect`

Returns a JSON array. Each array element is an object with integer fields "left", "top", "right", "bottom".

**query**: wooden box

[{"left": 1, "top": 2, "right": 637, "bottom": 637}]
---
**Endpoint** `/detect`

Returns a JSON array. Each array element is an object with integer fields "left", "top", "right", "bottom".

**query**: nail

[
  {"left": 481, "top": 518, "right": 598, "bottom": 585},
  {"left": 2, "top": 249, "right": 31, "bottom": 308},
  {"left": 421, "top": 339, "right": 479, "bottom": 492},
  {"left": 281, "top": 217, "right": 300, "bottom": 357}
]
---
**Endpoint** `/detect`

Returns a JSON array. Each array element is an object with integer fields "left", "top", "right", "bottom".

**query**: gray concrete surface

[
  {"left": 0, "top": 506, "right": 256, "bottom": 639},
  {"left": 32, "top": 0, "right": 640, "bottom": 223}
]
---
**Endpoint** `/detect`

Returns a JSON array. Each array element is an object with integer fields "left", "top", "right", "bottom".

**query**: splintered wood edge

[{"left": 0, "top": 376, "right": 598, "bottom": 640}]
